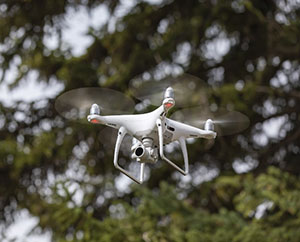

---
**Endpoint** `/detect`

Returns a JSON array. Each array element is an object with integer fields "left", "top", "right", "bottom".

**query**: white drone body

[{"left": 87, "top": 87, "right": 216, "bottom": 184}]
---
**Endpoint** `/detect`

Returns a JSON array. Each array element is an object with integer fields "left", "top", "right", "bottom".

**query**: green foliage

[
  {"left": 0, "top": 0, "right": 300, "bottom": 241},
  {"left": 25, "top": 168, "right": 300, "bottom": 241}
]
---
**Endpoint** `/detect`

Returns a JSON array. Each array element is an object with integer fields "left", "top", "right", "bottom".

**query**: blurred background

[{"left": 0, "top": 0, "right": 300, "bottom": 241}]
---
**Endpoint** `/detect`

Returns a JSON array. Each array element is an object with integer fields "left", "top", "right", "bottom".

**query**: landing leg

[
  {"left": 156, "top": 119, "right": 189, "bottom": 175},
  {"left": 113, "top": 126, "right": 145, "bottom": 184}
]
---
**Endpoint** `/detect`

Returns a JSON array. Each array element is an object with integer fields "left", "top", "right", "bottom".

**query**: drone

[{"left": 55, "top": 75, "right": 249, "bottom": 184}]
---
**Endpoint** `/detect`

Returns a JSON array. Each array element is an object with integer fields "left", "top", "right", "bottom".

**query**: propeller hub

[
  {"left": 164, "top": 86, "right": 174, "bottom": 99},
  {"left": 90, "top": 103, "right": 100, "bottom": 115},
  {"left": 204, "top": 119, "right": 214, "bottom": 131}
]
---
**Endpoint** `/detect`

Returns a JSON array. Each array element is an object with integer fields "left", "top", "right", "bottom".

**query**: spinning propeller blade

[
  {"left": 98, "top": 127, "right": 132, "bottom": 153},
  {"left": 170, "top": 107, "right": 250, "bottom": 136},
  {"left": 55, "top": 87, "right": 135, "bottom": 121},
  {"left": 130, "top": 73, "right": 209, "bottom": 107}
]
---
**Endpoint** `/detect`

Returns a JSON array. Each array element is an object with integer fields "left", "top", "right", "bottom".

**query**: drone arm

[
  {"left": 156, "top": 119, "right": 189, "bottom": 175},
  {"left": 196, "top": 128, "right": 217, "bottom": 139},
  {"left": 113, "top": 126, "right": 145, "bottom": 184}
]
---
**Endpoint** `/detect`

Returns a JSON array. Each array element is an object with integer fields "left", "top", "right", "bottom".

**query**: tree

[{"left": 0, "top": 0, "right": 299, "bottom": 241}]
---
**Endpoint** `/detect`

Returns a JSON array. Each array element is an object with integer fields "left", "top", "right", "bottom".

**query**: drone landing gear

[
  {"left": 114, "top": 121, "right": 189, "bottom": 184},
  {"left": 114, "top": 127, "right": 145, "bottom": 184},
  {"left": 156, "top": 119, "right": 189, "bottom": 175}
]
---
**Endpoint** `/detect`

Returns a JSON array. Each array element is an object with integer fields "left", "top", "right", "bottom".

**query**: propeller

[
  {"left": 55, "top": 87, "right": 135, "bottom": 121},
  {"left": 170, "top": 106, "right": 250, "bottom": 136},
  {"left": 98, "top": 127, "right": 132, "bottom": 153},
  {"left": 129, "top": 73, "right": 209, "bottom": 107}
]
